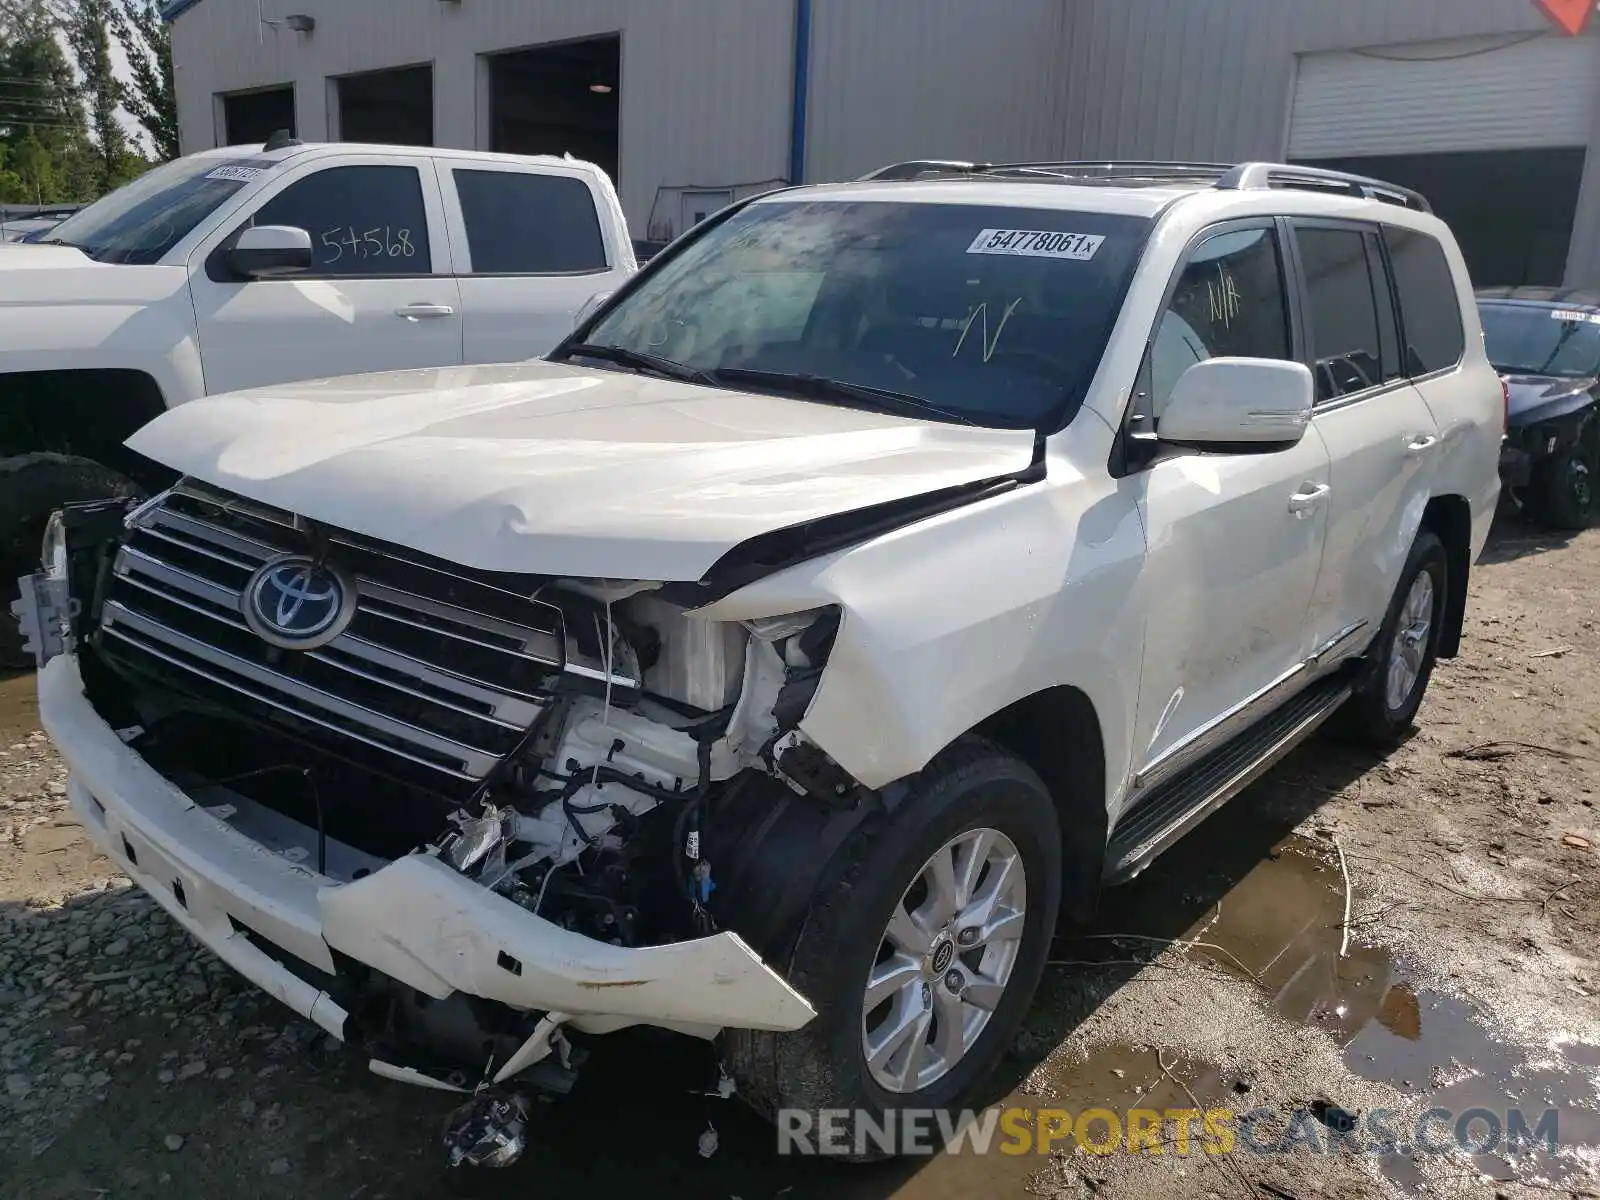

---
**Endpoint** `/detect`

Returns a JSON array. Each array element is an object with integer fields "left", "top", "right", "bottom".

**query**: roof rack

[
  {"left": 858, "top": 160, "right": 1237, "bottom": 184},
  {"left": 858, "top": 158, "right": 1432, "bottom": 213},
  {"left": 1217, "top": 162, "right": 1431, "bottom": 213}
]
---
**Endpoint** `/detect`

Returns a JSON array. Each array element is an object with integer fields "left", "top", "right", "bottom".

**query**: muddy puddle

[
  {"left": 988, "top": 835, "right": 1600, "bottom": 1198},
  {"left": 433, "top": 832, "right": 1599, "bottom": 1200}
]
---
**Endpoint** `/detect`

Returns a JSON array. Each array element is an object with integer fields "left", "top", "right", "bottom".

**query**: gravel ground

[{"left": 1, "top": 511, "right": 1598, "bottom": 1200}]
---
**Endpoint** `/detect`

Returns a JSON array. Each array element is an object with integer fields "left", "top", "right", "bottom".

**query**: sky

[{"left": 49, "top": 19, "right": 150, "bottom": 154}]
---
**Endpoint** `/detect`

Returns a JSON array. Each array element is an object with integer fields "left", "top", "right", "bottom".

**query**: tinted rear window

[
  {"left": 1385, "top": 227, "right": 1465, "bottom": 376},
  {"left": 455, "top": 170, "right": 607, "bottom": 273}
]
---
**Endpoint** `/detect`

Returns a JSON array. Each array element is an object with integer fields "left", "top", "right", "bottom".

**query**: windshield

[
  {"left": 577, "top": 199, "right": 1152, "bottom": 429},
  {"left": 1479, "top": 302, "right": 1600, "bottom": 378},
  {"left": 44, "top": 155, "right": 263, "bottom": 265}
]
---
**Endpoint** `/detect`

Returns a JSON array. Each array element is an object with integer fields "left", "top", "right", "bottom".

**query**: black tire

[
  {"left": 723, "top": 737, "right": 1062, "bottom": 1160},
  {"left": 0, "top": 454, "right": 140, "bottom": 670},
  {"left": 1530, "top": 439, "right": 1597, "bottom": 531},
  {"left": 1338, "top": 530, "right": 1448, "bottom": 746}
]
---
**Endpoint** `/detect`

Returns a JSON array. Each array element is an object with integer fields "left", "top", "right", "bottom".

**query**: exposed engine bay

[{"left": 58, "top": 483, "right": 855, "bottom": 966}]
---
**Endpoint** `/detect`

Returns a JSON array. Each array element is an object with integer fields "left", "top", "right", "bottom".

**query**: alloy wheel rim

[
  {"left": 861, "top": 827, "right": 1027, "bottom": 1094},
  {"left": 1385, "top": 571, "right": 1435, "bottom": 712}
]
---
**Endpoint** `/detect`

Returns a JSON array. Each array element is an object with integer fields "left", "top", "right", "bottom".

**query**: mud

[{"left": 3, "top": 510, "right": 1600, "bottom": 1199}]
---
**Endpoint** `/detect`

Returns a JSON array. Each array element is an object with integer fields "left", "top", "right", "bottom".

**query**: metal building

[
  {"left": 162, "top": 0, "right": 1074, "bottom": 245},
  {"left": 164, "top": 0, "right": 1600, "bottom": 285}
]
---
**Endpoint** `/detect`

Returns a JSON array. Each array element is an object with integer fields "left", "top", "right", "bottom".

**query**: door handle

[
  {"left": 396, "top": 303, "right": 455, "bottom": 321},
  {"left": 1405, "top": 434, "right": 1439, "bottom": 455},
  {"left": 1287, "top": 482, "right": 1331, "bottom": 516}
]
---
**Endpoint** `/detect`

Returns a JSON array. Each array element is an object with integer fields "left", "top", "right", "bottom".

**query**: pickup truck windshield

[
  {"left": 43, "top": 155, "right": 258, "bottom": 265},
  {"left": 1480, "top": 302, "right": 1600, "bottom": 379},
  {"left": 578, "top": 199, "right": 1152, "bottom": 430}
]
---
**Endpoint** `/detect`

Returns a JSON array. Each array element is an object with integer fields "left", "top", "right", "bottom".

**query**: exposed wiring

[{"left": 529, "top": 861, "right": 570, "bottom": 916}]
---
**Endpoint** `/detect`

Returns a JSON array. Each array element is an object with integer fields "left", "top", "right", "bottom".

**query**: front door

[
  {"left": 1128, "top": 222, "right": 1333, "bottom": 793},
  {"left": 189, "top": 157, "right": 463, "bottom": 395}
]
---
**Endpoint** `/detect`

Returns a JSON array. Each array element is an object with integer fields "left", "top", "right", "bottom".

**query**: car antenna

[{"left": 263, "top": 129, "right": 302, "bottom": 152}]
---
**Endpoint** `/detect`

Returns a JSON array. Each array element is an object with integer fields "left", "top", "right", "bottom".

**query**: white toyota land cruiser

[{"left": 18, "top": 159, "right": 1501, "bottom": 1161}]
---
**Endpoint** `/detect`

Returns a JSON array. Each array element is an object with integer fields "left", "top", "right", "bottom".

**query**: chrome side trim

[
  {"left": 1132, "top": 660, "right": 1310, "bottom": 794},
  {"left": 1106, "top": 677, "right": 1354, "bottom": 884},
  {"left": 1308, "top": 619, "right": 1370, "bottom": 664}
]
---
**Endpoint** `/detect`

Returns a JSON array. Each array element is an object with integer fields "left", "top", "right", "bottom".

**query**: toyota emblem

[{"left": 242, "top": 554, "right": 356, "bottom": 650}]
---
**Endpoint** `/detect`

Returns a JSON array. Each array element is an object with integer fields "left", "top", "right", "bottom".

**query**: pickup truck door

[
  {"left": 1127, "top": 222, "right": 1333, "bottom": 796},
  {"left": 436, "top": 162, "right": 634, "bottom": 363},
  {"left": 1287, "top": 221, "right": 1441, "bottom": 669},
  {"left": 188, "top": 156, "right": 463, "bottom": 395}
]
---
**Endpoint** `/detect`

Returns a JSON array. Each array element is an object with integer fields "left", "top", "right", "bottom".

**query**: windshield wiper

[
  {"left": 35, "top": 236, "right": 96, "bottom": 260},
  {"left": 706, "top": 367, "right": 979, "bottom": 427},
  {"left": 557, "top": 342, "right": 716, "bottom": 386}
]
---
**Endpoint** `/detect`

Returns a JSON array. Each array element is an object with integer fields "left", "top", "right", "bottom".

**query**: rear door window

[
  {"left": 1384, "top": 226, "right": 1466, "bottom": 376},
  {"left": 1293, "top": 224, "right": 1385, "bottom": 403},
  {"left": 453, "top": 170, "right": 608, "bottom": 274}
]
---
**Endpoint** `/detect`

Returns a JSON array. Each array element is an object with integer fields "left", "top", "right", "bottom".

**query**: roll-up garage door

[{"left": 1289, "top": 32, "right": 1597, "bottom": 159}]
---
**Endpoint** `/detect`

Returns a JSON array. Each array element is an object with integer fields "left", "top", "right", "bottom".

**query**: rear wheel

[
  {"left": 1339, "top": 530, "right": 1448, "bottom": 747},
  {"left": 723, "top": 738, "right": 1061, "bottom": 1160},
  {"left": 0, "top": 454, "right": 140, "bottom": 669},
  {"left": 1531, "top": 437, "right": 1597, "bottom": 531}
]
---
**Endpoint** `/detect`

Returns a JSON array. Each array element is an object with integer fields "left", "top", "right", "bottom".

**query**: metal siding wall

[
  {"left": 1055, "top": 0, "right": 1553, "bottom": 162},
  {"left": 168, "top": 0, "right": 794, "bottom": 232},
  {"left": 1290, "top": 34, "right": 1599, "bottom": 158},
  {"left": 804, "top": 0, "right": 1067, "bottom": 183}
]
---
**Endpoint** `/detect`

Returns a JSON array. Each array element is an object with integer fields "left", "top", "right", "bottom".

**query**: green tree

[
  {"left": 63, "top": 0, "right": 127, "bottom": 191},
  {"left": 0, "top": 3, "right": 93, "bottom": 202},
  {"left": 112, "top": 0, "right": 176, "bottom": 160}
]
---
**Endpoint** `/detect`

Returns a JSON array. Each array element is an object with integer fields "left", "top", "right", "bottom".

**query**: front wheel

[
  {"left": 1531, "top": 438, "right": 1597, "bottom": 531},
  {"left": 723, "top": 738, "right": 1062, "bottom": 1159},
  {"left": 1339, "top": 530, "right": 1448, "bottom": 746}
]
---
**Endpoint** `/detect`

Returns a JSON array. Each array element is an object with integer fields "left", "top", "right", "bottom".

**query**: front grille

[{"left": 95, "top": 482, "right": 609, "bottom": 792}]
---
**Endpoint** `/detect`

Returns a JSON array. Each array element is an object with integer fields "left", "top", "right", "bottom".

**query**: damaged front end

[{"left": 23, "top": 481, "right": 882, "bottom": 1123}]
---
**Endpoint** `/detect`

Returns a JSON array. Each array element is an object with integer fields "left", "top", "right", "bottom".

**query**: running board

[{"left": 1103, "top": 670, "right": 1357, "bottom": 884}]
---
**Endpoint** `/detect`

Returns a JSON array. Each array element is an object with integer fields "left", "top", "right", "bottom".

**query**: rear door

[
  {"left": 438, "top": 162, "right": 633, "bottom": 363},
  {"left": 189, "top": 156, "right": 463, "bottom": 394},
  {"left": 1290, "top": 220, "right": 1441, "bottom": 667}
]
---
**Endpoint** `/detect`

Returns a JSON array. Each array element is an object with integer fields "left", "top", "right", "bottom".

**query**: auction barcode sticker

[
  {"left": 204, "top": 164, "right": 269, "bottom": 183},
  {"left": 967, "top": 229, "right": 1104, "bottom": 260}
]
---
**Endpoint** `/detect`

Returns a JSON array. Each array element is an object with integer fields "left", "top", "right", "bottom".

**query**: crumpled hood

[
  {"left": 1502, "top": 372, "right": 1598, "bottom": 425},
  {"left": 126, "top": 360, "right": 1037, "bottom": 580}
]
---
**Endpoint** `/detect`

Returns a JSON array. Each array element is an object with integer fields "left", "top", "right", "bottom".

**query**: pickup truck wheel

[
  {"left": 0, "top": 454, "right": 140, "bottom": 669},
  {"left": 1339, "top": 530, "right": 1447, "bottom": 747},
  {"left": 1530, "top": 439, "right": 1597, "bottom": 531},
  {"left": 723, "top": 738, "right": 1061, "bottom": 1159}
]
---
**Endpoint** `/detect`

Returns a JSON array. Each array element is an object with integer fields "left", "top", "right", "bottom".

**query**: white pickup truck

[{"left": 0, "top": 134, "right": 635, "bottom": 657}]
